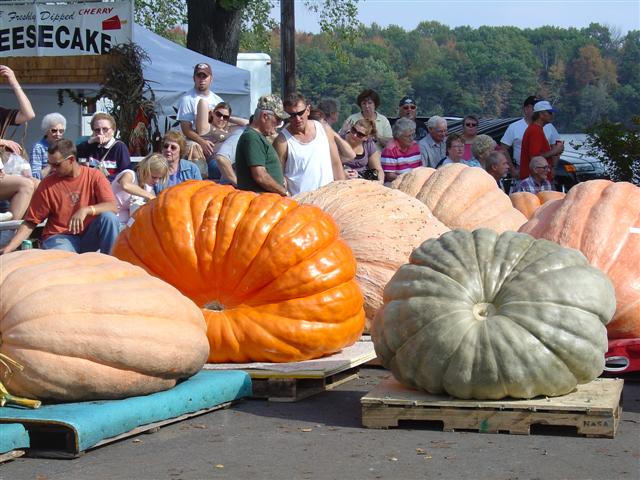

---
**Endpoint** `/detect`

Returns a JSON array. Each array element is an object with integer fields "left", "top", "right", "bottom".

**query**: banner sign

[{"left": 0, "top": 1, "right": 132, "bottom": 56}]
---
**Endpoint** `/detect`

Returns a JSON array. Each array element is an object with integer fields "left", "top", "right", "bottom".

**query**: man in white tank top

[{"left": 273, "top": 93, "right": 344, "bottom": 196}]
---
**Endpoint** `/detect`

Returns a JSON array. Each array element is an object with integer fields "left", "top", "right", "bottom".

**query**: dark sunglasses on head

[
  {"left": 214, "top": 111, "right": 230, "bottom": 121},
  {"left": 351, "top": 127, "right": 367, "bottom": 138},
  {"left": 401, "top": 104, "right": 417, "bottom": 110},
  {"left": 287, "top": 106, "right": 308, "bottom": 118},
  {"left": 465, "top": 122, "right": 478, "bottom": 127},
  {"left": 163, "top": 143, "right": 179, "bottom": 151}
]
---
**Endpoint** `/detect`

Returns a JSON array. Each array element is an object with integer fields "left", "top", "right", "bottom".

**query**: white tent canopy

[{"left": 0, "top": 25, "right": 252, "bottom": 150}]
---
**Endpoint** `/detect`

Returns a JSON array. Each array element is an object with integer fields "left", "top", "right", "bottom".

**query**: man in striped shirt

[{"left": 380, "top": 118, "right": 422, "bottom": 183}]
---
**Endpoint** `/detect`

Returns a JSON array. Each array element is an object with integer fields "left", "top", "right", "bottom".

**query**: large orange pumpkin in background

[
  {"left": 519, "top": 180, "right": 640, "bottom": 339},
  {"left": 113, "top": 181, "right": 365, "bottom": 363},
  {"left": 296, "top": 180, "right": 449, "bottom": 326},
  {"left": 390, "top": 163, "right": 528, "bottom": 232},
  {"left": 510, "top": 191, "right": 566, "bottom": 219},
  {"left": 0, "top": 250, "right": 209, "bottom": 402}
]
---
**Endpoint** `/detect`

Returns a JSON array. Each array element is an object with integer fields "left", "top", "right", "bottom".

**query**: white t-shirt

[
  {"left": 282, "top": 120, "right": 334, "bottom": 196},
  {"left": 500, "top": 118, "right": 560, "bottom": 167},
  {"left": 176, "top": 89, "right": 224, "bottom": 127}
]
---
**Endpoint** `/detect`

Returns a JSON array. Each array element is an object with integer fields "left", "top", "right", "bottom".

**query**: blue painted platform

[
  {"left": 0, "top": 423, "right": 29, "bottom": 455},
  {"left": 0, "top": 370, "right": 251, "bottom": 458}
]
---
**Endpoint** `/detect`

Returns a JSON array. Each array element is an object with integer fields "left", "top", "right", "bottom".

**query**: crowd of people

[{"left": 0, "top": 61, "right": 565, "bottom": 257}]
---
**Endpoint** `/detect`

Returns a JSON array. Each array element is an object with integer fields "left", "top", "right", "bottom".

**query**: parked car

[{"left": 553, "top": 141, "right": 608, "bottom": 192}]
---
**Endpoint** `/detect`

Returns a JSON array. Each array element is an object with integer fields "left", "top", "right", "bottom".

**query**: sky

[{"left": 271, "top": 0, "right": 640, "bottom": 35}]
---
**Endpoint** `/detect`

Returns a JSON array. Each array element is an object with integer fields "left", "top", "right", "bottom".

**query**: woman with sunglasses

[
  {"left": 461, "top": 115, "right": 479, "bottom": 161},
  {"left": 77, "top": 112, "right": 131, "bottom": 179},
  {"left": 340, "top": 119, "right": 384, "bottom": 183},
  {"left": 111, "top": 153, "right": 169, "bottom": 227},
  {"left": 155, "top": 131, "right": 201, "bottom": 194},
  {"left": 30, "top": 113, "right": 67, "bottom": 179}
]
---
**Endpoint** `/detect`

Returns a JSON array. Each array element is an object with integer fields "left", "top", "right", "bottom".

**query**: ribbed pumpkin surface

[
  {"left": 391, "top": 163, "right": 527, "bottom": 232},
  {"left": 113, "top": 181, "right": 365, "bottom": 363},
  {"left": 388, "top": 167, "right": 436, "bottom": 197},
  {"left": 372, "top": 229, "right": 615, "bottom": 400},
  {"left": 510, "top": 191, "right": 566, "bottom": 219},
  {"left": 0, "top": 250, "right": 209, "bottom": 401},
  {"left": 296, "top": 179, "right": 449, "bottom": 324},
  {"left": 520, "top": 180, "right": 640, "bottom": 339}
]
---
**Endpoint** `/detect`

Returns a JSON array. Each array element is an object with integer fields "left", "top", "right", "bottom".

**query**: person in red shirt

[
  {"left": 1, "top": 139, "right": 119, "bottom": 255},
  {"left": 520, "top": 101, "right": 564, "bottom": 180}
]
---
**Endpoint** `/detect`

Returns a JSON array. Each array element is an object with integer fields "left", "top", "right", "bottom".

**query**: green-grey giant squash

[{"left": 371, "top": 229, "right": 616, "bottom": 400}]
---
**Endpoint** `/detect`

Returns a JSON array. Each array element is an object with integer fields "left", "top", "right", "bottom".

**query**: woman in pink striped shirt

[{"left": 380, "top": 118, "right": 422, "bottom": 184}]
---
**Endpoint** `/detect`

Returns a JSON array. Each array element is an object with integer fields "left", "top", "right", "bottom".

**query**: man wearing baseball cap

[
  {"left": 176, "top": 62, "right": 225, "bottom": 158},
  {"left": 500, "top": 95, "right": 561, "bottom": 178},
  {"left": 235, "top": 95, "right": 289, "bottom": 195},
  {"left": 519, "top": 100, "right": 564, "bottom": 181},
  {"left": 398, "top": 96, "right": 428, "bottom": 141}
]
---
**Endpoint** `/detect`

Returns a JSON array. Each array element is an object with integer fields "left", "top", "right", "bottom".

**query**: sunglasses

[
  {"left": 214, "top": 111, "right": 230, "bottom": 121},
  {"left": 47, "top": 156, "right": 72, "bottom": 167},
  {"left": 93, "top": 127, "right": 111, "bottom": 133},
  {"left": 465, "top": 122, "right": 478, "bottom": 127},
  {"left": 50, "top": 128, "right": 65, "bottom": 134},
  {"left": 351, "top": 127, "right": 367, "bottom": 138},
  {"left": 287, "top": 106, "right": 308, "bottom": 118},
  {"left": 401, "top": 104, "right": 417, "bottom": 110},
  {"left": 163, "top": 143, "right": 179, "bottom": 151}
]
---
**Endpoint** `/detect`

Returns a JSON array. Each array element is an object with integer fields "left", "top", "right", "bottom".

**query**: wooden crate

[
  {"left": 204, "top": 341, "right": 377, "bottom": 402},
  {"left": 361, "top": 377, "right": 623, "bottom": 438}
]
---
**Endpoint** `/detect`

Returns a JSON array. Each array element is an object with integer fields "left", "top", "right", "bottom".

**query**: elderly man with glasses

[
  {"left": 515, "top": 156, "right": 554, "bottom": 194},
  {"left": 235, "top": 95, "right": 290, "bottom": 195},
  {"left": 0, "top": 139, "right": 119, "bottom": 255},
  {"left": 397, "top": 96, "right": 428, "bottom": 141},
  {"left": 418, "top": 115, "right": 448, "bottom": 168},
  {"left": 273, "top": 93, "right": 344, "bottom": 196}
]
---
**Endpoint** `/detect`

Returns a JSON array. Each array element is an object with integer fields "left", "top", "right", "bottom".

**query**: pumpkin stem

[
  {"left": 204, "top": 300, "right": 225, "bottom": 311},
  {"left": 0, "top": 353, "right": 42, "bottom": 409},
  {"left": 472, "top": 302, "right": 496, "bottom": 322}
]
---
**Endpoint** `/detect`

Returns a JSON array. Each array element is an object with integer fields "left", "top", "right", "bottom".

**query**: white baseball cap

[{"left": 533, "top": 100, "right": 557, "bottom": 113}]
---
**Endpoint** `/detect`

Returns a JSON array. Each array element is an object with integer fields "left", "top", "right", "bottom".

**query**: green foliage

[
  {"left": 134, "top": 0, "right": 186, "bottom": 35},
  {"left": 581, "top": 117, "right": 640, "bottom": 184}
]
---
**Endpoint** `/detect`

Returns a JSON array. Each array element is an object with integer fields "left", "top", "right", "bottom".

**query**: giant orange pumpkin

[
  {"left": 390, "top": 163, "right": 528, "bottom": 232},
  {"left": 520, "top": 180, "right": 640, "bottom": 339},
  {"left": 113, "top": 181, "right": 365, "bottom": 363},
  {"left": 510, "top": 191, "right": 566, "bottom": 219},
  {"left": 0, "top": 250, "right": 209, "bottom": 402}
]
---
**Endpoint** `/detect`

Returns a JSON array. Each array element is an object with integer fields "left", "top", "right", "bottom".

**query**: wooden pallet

[
  {"left": 361, "top": 377, "right": 623, "bottom": 438},
  {"left": 204, "top": 341, "right": 376, "bottom": 402}
]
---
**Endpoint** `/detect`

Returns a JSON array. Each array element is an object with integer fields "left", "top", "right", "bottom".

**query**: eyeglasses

[
  {"left": 287, "top": 106, "right": 308, "bottom": 118},
  {"left": 93, "top": 127, "right": 111, "bottom": 134},
  {"left": 450, "top": 143, "right": 465, "bottom": 149},
  {"left": 534, "top": 165, "right": 550, "bottom": 170},
  {"left": 350, "top": 127, "right": 368, "bottom": 138},
  {"left": 401, "top": 104, "right": 417, "bottom": 110},
  {"left": 163, "top": 143, "right": 179, "bottom": 151},
  {"left": 214, "top": 111, "right": 230, "bottom": 121},
  {"left": 464, "top": 122, "right": 478, "bottom": 127},
  {"left": 47, "top": 156, "right": 72, "bottom": 167},
  {"left": 50, "top": 128, "right": 65, "bottom": 134}
]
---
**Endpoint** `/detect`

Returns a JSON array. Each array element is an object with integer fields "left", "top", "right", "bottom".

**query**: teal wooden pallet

[
  {"left": 0, "top": 370, "right": 252, "bottom": 458},
  {"left": 0, "top": 423, "right": 29, "bottom": 462}
]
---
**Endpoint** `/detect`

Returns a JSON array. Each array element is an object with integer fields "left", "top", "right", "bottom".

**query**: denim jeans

[{"left": 41, "top": 212, "right": 120, "bottom": 254}]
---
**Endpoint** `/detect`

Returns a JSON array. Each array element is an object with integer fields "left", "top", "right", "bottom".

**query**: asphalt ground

[{"left": 1, "top": 368, "right": 639, "bottom": 480}]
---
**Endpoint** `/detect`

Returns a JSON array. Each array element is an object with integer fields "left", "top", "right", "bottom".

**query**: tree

[
  {"left": 581, "top": 117, "right": 640, "bottom": 184},
  {"left": 134, "top": 0, "right": 186, "bottom": 36}
]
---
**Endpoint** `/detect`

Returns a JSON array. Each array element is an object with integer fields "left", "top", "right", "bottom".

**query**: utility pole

[{"left": 280, "top": 0, "right": 296, "bottom": 98}]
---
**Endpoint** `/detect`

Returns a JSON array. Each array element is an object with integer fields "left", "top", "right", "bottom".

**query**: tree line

[{"left": 244, "top": 21, "right": 639, "bottom": 133}]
